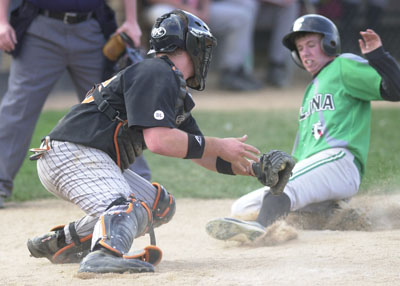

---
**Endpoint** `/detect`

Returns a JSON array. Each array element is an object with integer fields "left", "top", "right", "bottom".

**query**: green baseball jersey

[{"left": 293, "top": 54, "right": 383, "bottom": 176}]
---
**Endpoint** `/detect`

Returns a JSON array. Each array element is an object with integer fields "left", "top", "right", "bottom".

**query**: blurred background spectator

[
  {"left": 254, "top": 0, "right": 300, "bottom": 88},
  {"left": 1, "top": 0, "right": 399, "bottom": 96},
  {"left": 314, "top": 0, "right": 390, "bottom": 54},
  {"left": 141, "top": 0, "right": 263, "bottom": 92}
]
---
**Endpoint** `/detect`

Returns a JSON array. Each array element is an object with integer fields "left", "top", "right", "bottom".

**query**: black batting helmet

[
  {"left": 282, "top": 14, "right": 341, "bottom": 68},
  {"left": 149, "top": 9, "right": 217, "bottom": 91}
]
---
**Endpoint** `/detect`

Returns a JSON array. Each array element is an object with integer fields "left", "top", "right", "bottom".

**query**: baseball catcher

[{"left": 27, "top": 9, "right": 261, "bottom": 274}]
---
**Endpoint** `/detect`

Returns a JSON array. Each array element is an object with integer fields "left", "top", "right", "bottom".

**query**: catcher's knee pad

[
  {"left": 95, "top": 195, "right": 152, "bottom": 256},
  {"left": 152, "top": 182, "right": 176, "bottom": 228},
  {"left": 27, "top": 223, "right": 92, "bottom": 264}
]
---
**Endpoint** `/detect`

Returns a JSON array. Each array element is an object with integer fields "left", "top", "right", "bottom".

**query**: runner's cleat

[{"left": 206, "top": 217, "right": 266, "bottom": 243}]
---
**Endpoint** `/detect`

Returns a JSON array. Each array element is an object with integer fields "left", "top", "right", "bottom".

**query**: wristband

[
  {"left": 216, "top": 157, "right": 235, "bottom": 175},
  {"left": 184, "top": 134, "right": 205, "bottom": 159}
]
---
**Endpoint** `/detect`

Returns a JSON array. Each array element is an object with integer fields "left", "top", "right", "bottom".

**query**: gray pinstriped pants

[
  {"left": 232, "top": 148, "right": 361, "bottom": 217},
  {"left": 37, "top": 140, "right": 157, "bottom": 245}
]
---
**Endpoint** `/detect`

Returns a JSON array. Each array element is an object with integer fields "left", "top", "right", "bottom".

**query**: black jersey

[{"left": 49, "top": 56, "right": 202, "bottom": 163}]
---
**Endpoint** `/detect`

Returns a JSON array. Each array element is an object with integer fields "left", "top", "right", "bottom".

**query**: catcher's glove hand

[{"left": 252, "top": 150, "right": 296, "bottom": 195}]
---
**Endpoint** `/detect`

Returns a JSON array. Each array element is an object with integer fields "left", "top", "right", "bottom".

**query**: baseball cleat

[
  {"left": 206, "top": 217, "right": 266, "bottom": 243},
  {"left": 27, "top": 231, "right": 64, "bottom": 261},
  {"left": 28, "top": 228, "right": 91, "bottom": 264}
]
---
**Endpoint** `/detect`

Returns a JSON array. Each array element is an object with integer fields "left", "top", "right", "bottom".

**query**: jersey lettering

[
  {"left": 300, "top": 93, "right": 335, "bottom": 120},
  {"left": 322, "top": 94, "right": 335, "bottom": 110}
]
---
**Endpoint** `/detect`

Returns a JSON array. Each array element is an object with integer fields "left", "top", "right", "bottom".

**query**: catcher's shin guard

[
  {"left": 79, "top": 195, "right": 159, "bottom": 273},
  {"left": 94, "top": 196, "right": 151, "bottom": 256},
  {"left": 27, "top": 223, "right": 92, "bottom": 264}
]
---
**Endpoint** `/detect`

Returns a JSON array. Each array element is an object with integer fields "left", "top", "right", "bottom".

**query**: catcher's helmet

[
  {"left": 149, "top": 9, "right": 217, "bottom": 91},
  {"left": 282, "top": 14, "right": 341, "bottom": 68}
]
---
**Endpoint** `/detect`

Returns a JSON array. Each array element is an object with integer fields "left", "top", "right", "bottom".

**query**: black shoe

[
  {"left": 28, "top": 228, "right": 91, "bottom": 264},
  {"left": 219, "top": 68, "right": 262, "bottom": 91},
  {"left": 27, "top": 230, "right": 66, "bottom": 261}
]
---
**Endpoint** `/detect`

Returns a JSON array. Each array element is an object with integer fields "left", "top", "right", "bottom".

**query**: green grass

[
  {"left": 363, "top": 109, "right": 400, "bottom": 194},
  {"left": 11, "top": 111, "right": 66, "bottom": 201},
  {"left": 10, "top": 108, "right": 400, "bottom": 202}
]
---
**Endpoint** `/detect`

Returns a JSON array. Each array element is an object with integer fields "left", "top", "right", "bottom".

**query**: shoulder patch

[{"left": 154, "top": 110, "right": 165, "bottom": 120}]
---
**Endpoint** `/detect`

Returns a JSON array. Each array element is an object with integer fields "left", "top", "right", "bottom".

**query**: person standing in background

[
  {"left": 0, "top": 0, "right": 149, "bottom": 208},
  {"left": 255, "top": 0, "right": 300, "bottom": 88}
]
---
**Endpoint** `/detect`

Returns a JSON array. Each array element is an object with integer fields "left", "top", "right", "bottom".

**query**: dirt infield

[
  {"left": 1, "top": 195, "right": 400, "bottom": 286},
  {"left": 1, "top": 82, "right": 400, "bottom": 285}
]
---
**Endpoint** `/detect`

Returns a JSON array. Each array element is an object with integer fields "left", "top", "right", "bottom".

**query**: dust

[
  {"left": 226, "top": 194, "right": 400, "bottom": 249},
  {"left": 233, "top": 194, "right": 400, "bottom": 233},
  {"left": 287, "top": 194, "right": 400, "bottom": 231},
  {"left": 255, "top": 220, "right": 298, "bottom": 246}
]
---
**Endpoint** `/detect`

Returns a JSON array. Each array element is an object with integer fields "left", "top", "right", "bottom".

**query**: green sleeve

[{"left": 340, "top": 55, "right": 383, "bottom": 101}]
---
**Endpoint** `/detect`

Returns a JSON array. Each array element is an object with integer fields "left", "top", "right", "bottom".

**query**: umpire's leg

[{"left": 0, "top": 15, "right": 67, "bottom": 199}]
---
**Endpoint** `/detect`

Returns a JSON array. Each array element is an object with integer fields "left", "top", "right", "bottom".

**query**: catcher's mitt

[
  {"left": 116, "top": 123, "right": 145, "bottom": 170},
  {"left": 252, "top": 150, "right": 296, "bottom": 195}
]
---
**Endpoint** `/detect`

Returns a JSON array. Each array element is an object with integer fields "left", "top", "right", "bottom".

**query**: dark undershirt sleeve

[
  {"left": 365, "top": 46, "right": 400, "bottom": 102},
  {"left": 178, "top": 115, "right": 203, "bottom": 136}
]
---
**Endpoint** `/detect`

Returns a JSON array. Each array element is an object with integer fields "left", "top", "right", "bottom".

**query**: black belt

[{"left": 39, "top": 9, "right": 93, "bottom": 24}]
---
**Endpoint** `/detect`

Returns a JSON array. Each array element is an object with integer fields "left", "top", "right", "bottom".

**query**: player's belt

[{"left": 39, "top": 10, "right": 93, "bottom": 24}]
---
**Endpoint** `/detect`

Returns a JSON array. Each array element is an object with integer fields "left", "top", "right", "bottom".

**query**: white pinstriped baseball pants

[
  {"left": 232, "top": 148, "right": 361, "bottom": 218},
  {"left": 37, "top": 140, "right": 157, "bottom": 245}
]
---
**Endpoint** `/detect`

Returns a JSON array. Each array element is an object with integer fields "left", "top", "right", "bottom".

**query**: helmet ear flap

[
  {"left": 321, "top": 36, "right": 340, "bottom": 57},
  {"left": 291, "top": 50, "right": 304, "bottom": 69}
]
